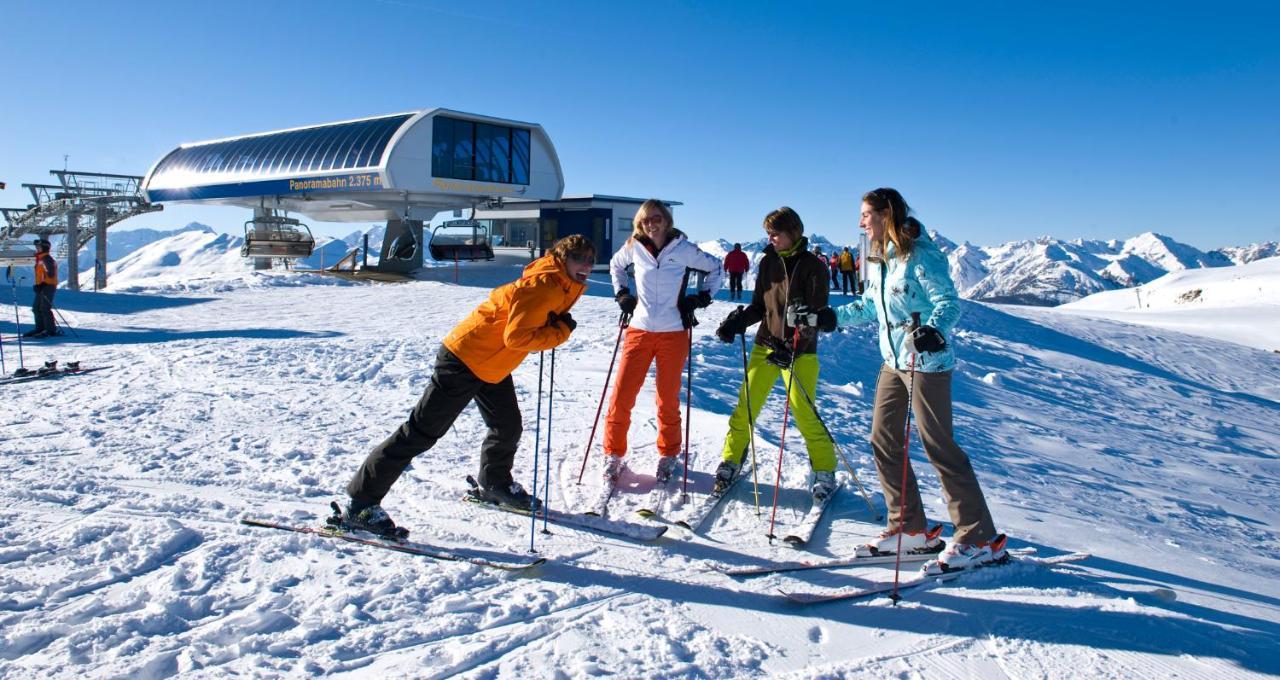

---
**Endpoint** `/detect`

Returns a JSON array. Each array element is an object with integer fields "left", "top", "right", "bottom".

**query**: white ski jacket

[{"left": 610, "top": 233, "right": 724, "bottom": 332}]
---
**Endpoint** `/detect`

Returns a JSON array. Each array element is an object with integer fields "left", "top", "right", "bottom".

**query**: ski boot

[
  {"left": 65, "top": 361, "right": 80, "bottom": 371},
  {"left": 37, "top": 360, "right": 58, "bottom": 376},
  {"left": 922, "top": 534, "right": 1007, "bottom": 575},
  {"left": 12, "top": 367, "right": 35, "bottom": 378},
  {"left": 654, "top": 455, "right": 678, "bottom": 486},
  {"left": 328, "top": 500, "right": 409, "bottom": 540},
  {"left": 467, "top": 476, "right": 542, "bottom": 512},
  {"left": 854, "top": 524, "right": 944, "bottom": 558},
  {"left": 712, "top": 460, "right": 741, "bottom": 495},
  {"left": 602, "top": 454, "right": 626, "bottom": 486},
  {"left": 810, "top": 470, "right": 837, "bottom": 503}
]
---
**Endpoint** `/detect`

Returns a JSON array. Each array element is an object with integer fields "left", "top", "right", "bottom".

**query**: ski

[
  {"left": 670, "top": 459, "right": 756, "bottom": 532},
  {"left": 779, "top": 483, "right": 841, "bottom": 547},
  {"left": 717, "top": 547, "right": 1039, "bottom": 577},
  {"left": 239, "top": 518, "right": 546, "bottom": 571},
  {"left": 0, "top": 365, "right": 110, "bottom": 386},
  {"left": 779, "top": 552, "right": 1090, "bottom": 604},
  {"left": 635, "top": 467, "right": 680, "bottom": 520},
  {"left": 464, "top": 492, "right": 666, "bottom": 542}
]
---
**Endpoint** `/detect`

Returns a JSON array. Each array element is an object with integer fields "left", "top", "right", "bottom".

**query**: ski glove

[
  {"left": 759, "top": 335, "right": 795, "bottom": 368},
  {"left": 677, "top": 291, "right": 711, "bottom": 329},
  {"left": 911, "top": 325, "right": 947, "bottom": 353},
  {"left": 547, "top": 311, "right": 577, "bottom": 332},
  {"left": 615, "top": 289, "right": 638, "bottom": 315},
  {"left": 787, "top": 304, "right": 837, "bottom": 332},
  {"left": 716, "top": 307, "right": 748, "bottom": 343}
]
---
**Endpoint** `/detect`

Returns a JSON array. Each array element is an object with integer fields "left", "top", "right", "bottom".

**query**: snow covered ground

[
  {"left": 1, "top": 264, "right": 1277, "bottom": 678},
  {"left": 1058, "top": 255, "right": 1280, "bottom": 353}
]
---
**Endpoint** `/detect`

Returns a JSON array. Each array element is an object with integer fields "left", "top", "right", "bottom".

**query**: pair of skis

[
  {"left": 0, "top": 363, "right": 109, "bottom": 386},
  {"left": 636, "top": 459, "right": 839, "bottom": 547},
  {"left": 240, "top": 517, "right": 547, "bottom": 571},
  {"left": 777, "top": 551, "right": 1091, "bottom": 604}
]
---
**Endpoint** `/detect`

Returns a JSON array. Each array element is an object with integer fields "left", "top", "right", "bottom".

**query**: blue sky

[{"left": 1, "top": 1, "right": 1277, "bottom": 250}]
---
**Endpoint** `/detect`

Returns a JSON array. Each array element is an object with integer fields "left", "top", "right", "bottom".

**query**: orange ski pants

[{"left": 603, "top": 328, "right": 690, "bottom": 457}]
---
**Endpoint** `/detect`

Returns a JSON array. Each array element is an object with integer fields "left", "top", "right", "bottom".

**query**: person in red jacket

[
  {"left": 27, "top": 238, "right": 61, "bottom": 338},
  {"left": 723, "top": 243, "right": 750, "bottom": 301}
]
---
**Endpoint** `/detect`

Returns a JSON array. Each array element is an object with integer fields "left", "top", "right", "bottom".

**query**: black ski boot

[
  {"left": 467, "top": 476, "right": 542, "bottom": 512},
  {"left": 327, "top": 500, "right": 409, "bottom": 540},
  {"left": 712, "top": 460, "right": 741, "bottom": 495},
  {"left": 37, "top": 360, "right": 58, "bottom": 376}
]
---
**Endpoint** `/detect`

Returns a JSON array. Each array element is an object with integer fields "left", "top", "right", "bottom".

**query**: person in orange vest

[
  {"left": 340, "top": 234, "right": 596, "bottom": 538},
  {"left": 26, "top": 238, "right": 61, "bottom": 338},
  {"left": 723, "top": 243, "right": 750, "bottom": 301}
]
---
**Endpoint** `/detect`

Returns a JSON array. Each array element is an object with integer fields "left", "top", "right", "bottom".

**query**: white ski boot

[{"left": 854, "top": 524, "right": 944, "bottom": 557}]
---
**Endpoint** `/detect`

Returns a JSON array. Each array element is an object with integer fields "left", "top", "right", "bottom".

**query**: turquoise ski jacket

[{"left": 832, "top": 230, "right": 960, "bottom": 372}]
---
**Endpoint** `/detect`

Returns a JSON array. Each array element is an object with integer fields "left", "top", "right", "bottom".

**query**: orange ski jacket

[{"left": 443, "top": 254, "right": 585, "bottom": 383}]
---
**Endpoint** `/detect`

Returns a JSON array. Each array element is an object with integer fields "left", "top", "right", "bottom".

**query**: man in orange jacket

[
  {"left": 342, "top": 234, "right": 596, "bottom": 537},
  {"left": 26, "top": 238, "right": 61, "bottom": 338}
]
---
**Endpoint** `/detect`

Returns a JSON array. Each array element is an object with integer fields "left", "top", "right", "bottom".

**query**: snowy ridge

[{"left": 0, "top": 267, "right": 1276, "bottom": 677}]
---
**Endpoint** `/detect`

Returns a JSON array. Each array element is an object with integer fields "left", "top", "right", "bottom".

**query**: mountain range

[{"left": 15, "top": 222, "right": 1278, "bottom": 307}]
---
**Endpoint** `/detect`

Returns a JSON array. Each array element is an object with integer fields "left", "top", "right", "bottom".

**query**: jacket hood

[{"left": 522, "top": 253, "right": 574, "bottom": 285}]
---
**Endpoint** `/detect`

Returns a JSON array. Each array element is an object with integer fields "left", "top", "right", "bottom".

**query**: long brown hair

[{"left": 863, "top": 187, "right": 914, "bottom": 260}]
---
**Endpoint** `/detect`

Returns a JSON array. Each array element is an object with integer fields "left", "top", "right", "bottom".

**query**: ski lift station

[{"left": 140, "top": 108, "right": 673, "bottom": 274}]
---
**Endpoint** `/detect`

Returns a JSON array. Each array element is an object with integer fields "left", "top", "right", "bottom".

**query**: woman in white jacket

[{"left": 602, "top": 199, "right": 723, "bottom": 488}]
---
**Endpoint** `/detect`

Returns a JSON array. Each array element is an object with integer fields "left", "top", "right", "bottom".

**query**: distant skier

[
  {"left": 340, "top": 235, "right": 596, "bottom": 537},
  {"left": 831, "top": 188, "right": 1003, "bottom": 574},
  {"left": 25, "top": 238, "right": 61, "bottom": 338},
  {"left": 714, "top": 206, "right": 839, "bottom": 501},
  {"left": 827, "top": 250, "right": 840, "bottom": 290},
  {"left": 602, "top": 199, "right": 723, "bottom": 491},
  {"left": 838, "top": 246, "right": 857, "bottom": 295},
  {"left": 723, "top": 243, "right": 749, "bottom": 302}
]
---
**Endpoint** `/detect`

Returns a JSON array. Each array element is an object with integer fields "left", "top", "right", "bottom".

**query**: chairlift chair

[
  {"left": 241, "top": 215, "right": 316, "bottom": 259},
  {"left": 428, "top": 219, "right": 495, "bottom": 262},
  {"left": 0, "top": 238, "right": 38, "bottom": 267}
]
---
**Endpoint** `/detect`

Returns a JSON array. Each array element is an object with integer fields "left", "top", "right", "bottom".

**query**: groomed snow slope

[
  {"left": 1058, "top": 255, "right": 1280, "bottom": 353},
  {"left": 1, "top": 269, "right": 1277, "bottom": 678}
]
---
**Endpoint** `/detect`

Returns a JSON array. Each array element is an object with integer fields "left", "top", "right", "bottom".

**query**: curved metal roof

[{"left": 146, "top": 113, "right": 413, "bottom": 191}]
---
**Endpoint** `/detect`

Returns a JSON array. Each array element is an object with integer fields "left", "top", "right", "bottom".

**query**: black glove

[
  {"left": 759, "top": 335, "right": 794, "bottom": 368},
  {"left": 911, "top": 325, "right": 947, "bottom": 353},
  {"left": 548, "top": 311, "right": 577, "bottom": 332},
  {"left": 815, "top": 307, "right": 837, "bottom": 332},
  {"left": 716, "top": 307, "right": 747, "bottom": 343},
  {"left": 615, "top": 289, "right": 637, "bottom": 315},
  {"left": 677, "top": 292, "right": 708, "bottom": 329}
]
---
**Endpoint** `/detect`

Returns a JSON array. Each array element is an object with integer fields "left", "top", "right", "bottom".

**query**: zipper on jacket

[{"left": 879, "top": 259, "right": 898, "bottom": 369}]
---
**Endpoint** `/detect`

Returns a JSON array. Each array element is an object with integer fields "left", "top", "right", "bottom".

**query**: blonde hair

[
  {"left": 863, "top": 188, "right": 914, "bottom": 260},
  {"left": 631, "top": 199, "right": 675, "bottom": 241}
]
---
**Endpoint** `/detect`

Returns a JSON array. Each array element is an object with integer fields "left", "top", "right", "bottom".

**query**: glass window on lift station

[{"left": 431, "top": 116, "right": 531, "bottom": 185}]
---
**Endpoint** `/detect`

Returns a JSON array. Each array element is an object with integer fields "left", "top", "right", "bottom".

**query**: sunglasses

[{"left": 566, "top": 253, "right": 595, "bottom": 266}]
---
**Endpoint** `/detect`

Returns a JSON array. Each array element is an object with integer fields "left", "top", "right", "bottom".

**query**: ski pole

[
  {"left": 45, "top": 292, "right": 78, "bottom": 338},
  {"left": 529, "top": 350, "right": 545, "bottom": 553},
  {"left": 786, "top": 362, "right": 881, "bottom": 520},
  {"left": 739, "top": 324, "right": 762, "bottom": 516},
  {"left": 10, "top": 276, "right": 24, "bottom": 370},
  {"left": 681, "top": 325, "right": 693, "bottom": 496},
  {"left": 767, "top": 325, "right": 804, "bottom": 542},
  {"left": 576, "top": 312, "right": 629, "bottom": 484},
  {"left": 542, "top": 347, "right": 555, "bottom": 535},
  {"left": 891, "top": 312, "right": 922, "bottom": 604}
]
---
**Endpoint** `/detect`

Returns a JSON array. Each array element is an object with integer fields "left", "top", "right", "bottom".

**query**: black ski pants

[
  {"left": 841, "top": 271, "right": 855, "bottom": 295},
  {"left": 728, "top": 272, "right": 744, "bottom": 299},
  {"left": 32, "top": 285, "right": 56, "bottom": 335},
  {"left": 347, "top": 346, "right": 522, "bottom": 505}
]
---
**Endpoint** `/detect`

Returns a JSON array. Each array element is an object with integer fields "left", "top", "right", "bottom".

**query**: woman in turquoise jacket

[{"left": 832, "top": 187, "right": 1002, "bottom": 575}]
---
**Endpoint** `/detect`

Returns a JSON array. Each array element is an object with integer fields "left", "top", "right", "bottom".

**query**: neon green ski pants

[{"left": 720, "top": 344, "right": 836, "bottom": 472}]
